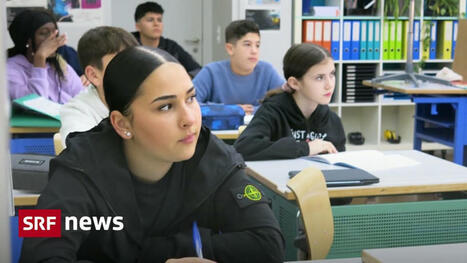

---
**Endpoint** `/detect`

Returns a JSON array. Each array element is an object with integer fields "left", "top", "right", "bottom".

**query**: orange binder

[
  {"left": 302, "top": 20, "right": 314, "bottom": 43},
  {"left": 322, "top": 20, "right": 332, "bottom": 53}
]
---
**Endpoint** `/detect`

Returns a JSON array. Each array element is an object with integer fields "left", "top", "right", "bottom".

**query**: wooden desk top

[
  {"left": 362, "top": 80, "right": 467, "bottom": 95},
  {"left": 10, "top": 126, "right": 59, "bottom": 134},
  {"left": 212, "top": 130, "right": 239, "bottom": 140},
  {"left": 362, "top": 243, "right": 467, "bottom": 263},
  {"left": 13, "top": 190, "right": 40, "bottom": 207},
  {"left": 246, "top": 150, "right": 467, "bottom": 199}
]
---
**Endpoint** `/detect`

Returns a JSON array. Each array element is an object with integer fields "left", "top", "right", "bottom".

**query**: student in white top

[{"left": 59, "top": 26, "right": 139, "bottom": 147}]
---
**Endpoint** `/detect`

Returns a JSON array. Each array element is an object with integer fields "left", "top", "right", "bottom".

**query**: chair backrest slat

[{"left": 287, "top": 166, "right": 334, "bottom": 260}]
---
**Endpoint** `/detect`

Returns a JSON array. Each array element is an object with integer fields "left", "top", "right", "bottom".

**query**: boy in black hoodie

[
  {"left": 132, "top": 2, "right": 201, "bottom": 77},
  {"left": 234, "top": 43, "right": 345, "bottom": 161}
]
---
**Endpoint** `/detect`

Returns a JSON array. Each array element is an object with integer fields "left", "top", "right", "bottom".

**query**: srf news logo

[{"left": 18, "top": 209, "right": 124, "bottom": 238}]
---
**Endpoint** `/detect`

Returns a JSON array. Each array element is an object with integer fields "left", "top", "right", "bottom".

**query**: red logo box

[{"left": 18, "top": 209, "right": 61, "bottom": 237}]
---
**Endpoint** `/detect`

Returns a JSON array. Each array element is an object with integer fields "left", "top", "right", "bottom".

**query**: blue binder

[
  {"left": 374, "top": 21, "right": 380, "bottom": 59},
  {"left": 452, "top": 20, "right": 458, "bottom": 59},
  {"left": 343, "top": 21, "right": 352, "bottom": 60},
  {"left": 331, "top": 20, "right": 340, "bottom": 60},
  {"left": 360, "top": 20, "right": 368, "bottom": 60},
  {"left": 429, "top": 21, "right": 438, "bottom": 59},
  {"left": 351, "top": 21, "right": 360, "bottom": 60},
  {"left": 413, "top": 20, "right": 420, "bottom": 60},
  {"left": 367, "top": 21, "right": 374, "bottom": 60}
]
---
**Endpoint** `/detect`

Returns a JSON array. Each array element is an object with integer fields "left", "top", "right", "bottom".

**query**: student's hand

[
  {"left": 238, "top": 104, "right": 255, "bottom": 115},
  {"left": 166, "top": 258, "right": 216, "bottom": 263},
  {"left": 307, "top": 139, "right": 338, "bottom": 156},
  {"left": 80, "top": 75, "right": 90, "bottom": 87},
  {"left": 34, "top": 30, "right": 66, "bottom": 67}
]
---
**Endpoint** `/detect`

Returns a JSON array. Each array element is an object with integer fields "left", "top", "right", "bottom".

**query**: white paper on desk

[
  {"left": 310, "top": 150, "right": 419, "bottom": 171},
  {"left": 23, "top": 96, "right": 61, "bottom": 118},
  {"left": 381, "top": 80, "right": 456, "bottom": 90},
  {"left": 436, "top": 67, "right": 463, "bottom": 82},
  {"left": 374, "top": 154, "right": 420, "bottom": 171}
]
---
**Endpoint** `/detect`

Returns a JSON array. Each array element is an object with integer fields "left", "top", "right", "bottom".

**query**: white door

[
  {"left": 111, "top": 0, "right": 203, "bottom": 64},
  {"left": 157, "top": 0, "right": 203, "bottom": 64}
]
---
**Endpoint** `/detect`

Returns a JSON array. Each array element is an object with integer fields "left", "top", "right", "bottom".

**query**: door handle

[{"left": 185, "top": 38, "right": 200, "bottom": 44}]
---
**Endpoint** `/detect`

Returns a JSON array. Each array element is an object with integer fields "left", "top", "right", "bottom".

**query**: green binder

[
  {"left": 13, "top": 94, "right": 61, "bottom": 121},
  {"left": 10, "top": 113, "right": 60, "bottom": 128},
  {"left": 11, "top": 94, "right": 62, "bottom": 128}
]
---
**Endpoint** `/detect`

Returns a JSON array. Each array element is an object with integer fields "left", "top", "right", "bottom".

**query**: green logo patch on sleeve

[
  {"left": 230, "top": 184, "right": 266, "bottom": 208},
  {"left": 244, "top": 185, "right": 262, "bottom": 201}
]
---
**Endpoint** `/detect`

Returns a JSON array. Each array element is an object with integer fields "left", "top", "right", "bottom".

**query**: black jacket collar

[{"left": 131, "top": 31, "right": 167, "bottom": 47}]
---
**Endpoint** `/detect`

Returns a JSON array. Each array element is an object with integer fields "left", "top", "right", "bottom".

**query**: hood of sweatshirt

[{"left": 263, "top": 92, "right": 332, "bottom": 141}]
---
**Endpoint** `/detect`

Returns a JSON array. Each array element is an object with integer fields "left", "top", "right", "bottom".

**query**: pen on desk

[{"left": 192, "top": 221, "right": 203, "bottom": 258}]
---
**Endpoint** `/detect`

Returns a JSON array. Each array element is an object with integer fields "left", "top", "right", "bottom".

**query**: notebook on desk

[
  {"left": 288, "top": 168, "right": 379, "bottom": 187},
  {"left": 13, "top": 94, "right": 61, "bottom": 121},
  {"left": 304, "top": 150, "right": 419, "bottom": 172}
]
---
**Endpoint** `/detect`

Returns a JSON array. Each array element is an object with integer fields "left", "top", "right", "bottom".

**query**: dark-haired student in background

[
  {"left": 132, "top": 1, "right": 201, "bottom": 77},
  {"left": 59, "top": 26, "right": 139, "bottom": 147}
]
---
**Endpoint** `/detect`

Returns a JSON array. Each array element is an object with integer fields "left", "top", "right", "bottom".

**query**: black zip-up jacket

[
  {"left": 132, "top": 32, "right": 201, "bottom": 77},
  {"left": 20, "top": 119, "right": 284, "bottom": 263},
  {"left": 234, "top": 92, "right": 346, "bottom": 161}
]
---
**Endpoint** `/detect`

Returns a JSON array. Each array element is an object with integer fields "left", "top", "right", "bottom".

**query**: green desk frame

[{"left": 253, "top": 178, "right": 467, "bottom": 261}]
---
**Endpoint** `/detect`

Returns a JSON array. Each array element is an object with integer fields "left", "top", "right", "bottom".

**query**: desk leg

[
  {"left": 413, "top": 104, "right": 422, "bottom": 151},
  {"left": 453, "top": 99, "right": 467, "bottom": 166},
  {"left": 413, "top": 135, "right": 422, "bottom": 150}
]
